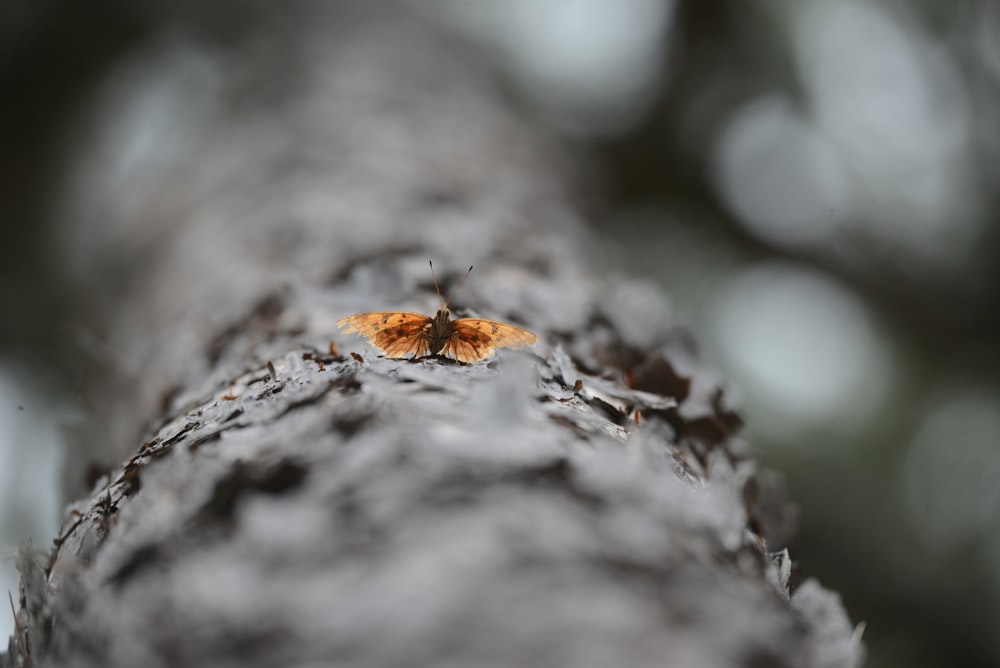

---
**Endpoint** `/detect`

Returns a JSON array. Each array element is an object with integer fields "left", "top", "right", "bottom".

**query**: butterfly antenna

[
  {"left": 429, "top": 260, "right": 444, "bottom": 305},
  {"left": 444, "top": 265, "right": 474, "bottom": 308}
]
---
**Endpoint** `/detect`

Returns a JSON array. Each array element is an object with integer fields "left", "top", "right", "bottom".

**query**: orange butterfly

[{"left": 337, "top": 262, "right": 538, "bottom": 363}]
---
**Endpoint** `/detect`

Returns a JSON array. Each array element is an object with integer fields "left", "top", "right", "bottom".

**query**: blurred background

[{"left": 2, "top": 1, "right": 998, "bottom": 665}]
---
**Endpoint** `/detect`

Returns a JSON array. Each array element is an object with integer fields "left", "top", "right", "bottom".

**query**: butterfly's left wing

[
  {"left": 443, "top": 318, "right": 538, "bottom": 362},
  {"left": 337, "top": 312, "right": 432, "bottom": 358}
]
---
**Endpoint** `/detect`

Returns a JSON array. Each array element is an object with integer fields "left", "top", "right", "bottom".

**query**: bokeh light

[
  {"left": 418, "top": 0, "right": 673, "bottom": 136},
  {"left": 903, "top": 386, "right": 1000, "bottom": 553},
  {"left": 791, "top": 0, "right": 981, "bottom": 273},
  {"left": 0, "top": 360, "right": 65, "bottom": 640},
  {"left": 713, "top": 96, "right": 849, "bottom": 249},
  {"left": 708, "top": 261, "right": 891, "bottom": 443}
]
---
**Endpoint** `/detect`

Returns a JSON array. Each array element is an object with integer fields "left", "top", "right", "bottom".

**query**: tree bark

[{"left": 5, "top": 3, "right": 862, "bottom": 667}]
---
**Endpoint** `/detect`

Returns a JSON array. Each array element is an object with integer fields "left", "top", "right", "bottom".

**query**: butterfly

[{"left": 337, "top": 262, "right": 538, "bottom": 363}]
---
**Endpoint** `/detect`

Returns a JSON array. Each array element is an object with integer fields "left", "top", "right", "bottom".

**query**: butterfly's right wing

[
  {"left": 443, "top": 318, "right": 538, "bottom": 362},
  {"left": 337, "top": 312, "right": 432, "bottom": 358}
]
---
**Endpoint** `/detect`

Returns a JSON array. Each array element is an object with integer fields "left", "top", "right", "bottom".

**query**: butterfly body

[
  {"left": 426, "top": 307, "right": 453, "bottom": 354},
  {"left": 338, "top": 262, "right": 536, "bottom": 363}
]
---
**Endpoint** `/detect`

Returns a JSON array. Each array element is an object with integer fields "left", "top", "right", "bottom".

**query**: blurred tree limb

[{"left": 3, "top": 3, "right": 861, "bottom": 667}]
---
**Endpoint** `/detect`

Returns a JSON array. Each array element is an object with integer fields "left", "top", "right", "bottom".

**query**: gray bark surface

[{"left": 4, "top": 4, "right": 862, "bottom": 667}]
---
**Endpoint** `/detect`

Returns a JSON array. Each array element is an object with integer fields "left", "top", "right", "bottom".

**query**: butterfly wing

[
  {"left": 443, "top": 318, "right": 538, "bottom": 362},
  {"left": 337, "top": 312, "right": 432, "bottom": 358}
]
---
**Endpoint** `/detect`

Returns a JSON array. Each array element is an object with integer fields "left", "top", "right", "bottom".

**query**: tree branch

[{"left": 4, "top": 4, "right": 861, "bottom": 667}]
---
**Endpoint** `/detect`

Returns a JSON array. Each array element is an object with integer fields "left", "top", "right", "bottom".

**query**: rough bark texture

[{"left": 4, "top": 3, "right": 862, "bottom": 667}]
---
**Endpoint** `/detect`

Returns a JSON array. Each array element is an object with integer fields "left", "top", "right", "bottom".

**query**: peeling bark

[{"left": 4, "top": 3, "right": 862, "bottom": 667}]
